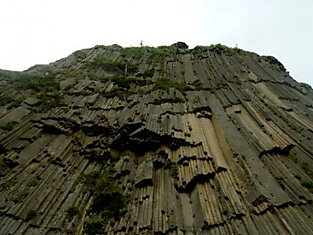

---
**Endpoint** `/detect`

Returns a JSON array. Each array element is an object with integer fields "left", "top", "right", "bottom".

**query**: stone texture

[{"left": 0, "top": 44, "right": 313, "bottom": 234}]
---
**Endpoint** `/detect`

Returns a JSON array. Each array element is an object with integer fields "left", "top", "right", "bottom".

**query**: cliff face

[{"left": 0, "top": 43, "right": 313, "bottom": 235}]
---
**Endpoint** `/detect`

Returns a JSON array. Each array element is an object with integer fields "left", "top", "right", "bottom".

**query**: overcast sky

[{"left": 0, "top": 0, "right": 312, "bottom": 86}]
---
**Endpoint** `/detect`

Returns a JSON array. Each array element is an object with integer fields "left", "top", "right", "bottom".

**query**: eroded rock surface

[{"left": 0, "top": 44, "right": 313, "bottom": 234}]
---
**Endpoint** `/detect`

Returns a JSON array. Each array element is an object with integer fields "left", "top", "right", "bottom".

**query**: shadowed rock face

[{"left": 0, "top": 43, "right": 313, "bottom": 234}]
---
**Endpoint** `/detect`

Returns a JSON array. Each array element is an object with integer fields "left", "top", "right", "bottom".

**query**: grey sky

[{"left": 0, "top": 0, "right": 312, "bottom": 86}]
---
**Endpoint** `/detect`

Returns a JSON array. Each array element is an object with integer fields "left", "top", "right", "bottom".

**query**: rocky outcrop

[{"left": 0, "top": 43, "right": 313, "bottom": 234}]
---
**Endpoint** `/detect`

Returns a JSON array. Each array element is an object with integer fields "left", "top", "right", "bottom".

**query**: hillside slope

[{"left": 1, "top": 43, "right": 313, "bottom": 234}]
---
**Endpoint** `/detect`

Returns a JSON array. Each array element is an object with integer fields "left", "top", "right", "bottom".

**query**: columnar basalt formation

[{"left": 0, "top": 43, "right": 313, "bottom": 234}]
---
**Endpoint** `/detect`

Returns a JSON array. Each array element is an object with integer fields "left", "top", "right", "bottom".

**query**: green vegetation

[
  {"left": 147, "top": 46, "right": 176, "bottom": 63},
  {"left": 222, "top": 209, "right": 229, "bottom": 215},
  {"left": 25, "top": 209, "right": 37, "bottom": 221},
  {"left": 208, "top": 44, "right": 225, "bottom": 55},
  {"left": 170, "top": 163, "right": 179, "bottom": 180},
  {"left": 0, "top": 95, "right": 14, "bottom": 106},
  {"left": 8, "top": 96, "right": 25, "bottom": 109},
  {"left": 0, "top": 69, "right": 20, "bottom": 80},
  {"left": 12, "top": 191, "right": 29, "bottom": 203},
  {"left": 301, "top": 180, "right": 313, "bottom": 192},
  {"left": 142, "top": 69, "right": 155, "bottom": 78},
  {"left": 274, "top": 176, "right": 285, "bottom": 189},
  {"left": 121, "top": 44, "right": 180, "bottom": 62},
  {"left": 3, "top": 176, "right": 17, "bottom": 189},
  {"left": 119, "top": 45, "right": 176, "bottom": 64},
  {"left": 192, "top": 44, "right": 242, "bottom": 57},
  {"left": 108, "top": 148, "right": 121, "bottom": 162},
  {"left": 208, "top": 44, "right": 242, "bottom": 55},
  {"left": 61, "top": 69, "right": 86, "bottom": 80},
  {"left": 191, "top": 46, "right": 208, "bottom": 57},
  {"left": 300, "top": 82, "right": 312, "bottom": 90},
  {"left": 294, "top": 174, "right": 302, "bottom": 180},
  {"left": 27, "top": 175, "right": 41, "bottom": 187},
  {"left": 67, "top": 206, "right": 79, "bottom": 218},
  {"left": 0, "top": 158, "right": 9, "bottom": 177},
  {"left": 25, "top": 64, "right": 54, "bottom": 74},
  {"left": 121, "top": 47, "right": 145, "bottom": 60},
  {"left": 261, "top": 56, "right": 286, "bottom": 72},
  {"left": 121, "top": 44, "right": 182, "bottom": 64},
  {"left": 85, "top": 55, "right": 138, "bottom": 74},
  {"left": 0, "top": 121, "right": 18, "bottom": 131},
  {"left": 172, "top": 41, "right": 189, "bottom": 49},
  {"left": 246, "top": 176, "right": 255, "bottom": 186},
  {"left": 73, "top": 50, "right": 87, "bottom": 60},
  {"left": 82, "top": 171, "right": 102, "bottom": 190},
  {"left": 85, "top": 56, "right": 124, "bottom": 71},
  {"left": 82, "top": 168, "right": 128, "bottom": 233},
  {"left": 109, "top": 75, "right": 150, "bottom": 89},
  {"left": 151, "top": 45, "right": 175, "bottom": 55},
  {"left": 84, "top": 215, "right": 105, "bottom": 235},
  {"left": 139, "top": 113, "right": 145, "bottom": 121},
  {"left": 15, "top": 72, "right": 58, "bottom": 92},
  {"left": 154, "top": 78, "right": 191, "bottom": 92},
  {"left": 5, "top": 71, "right": 63, "bottom": 110},
  {"left": 36, "top": 91, "right": 62, "bottom": 109}
]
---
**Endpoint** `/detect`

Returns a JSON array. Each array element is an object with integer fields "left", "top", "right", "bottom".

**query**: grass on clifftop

[
  {"left": 84, "top": 55, "right": 138, "bottom": 74},
  {"left": 6, "top": 71, "right": 63, "bottom": 110},
  {"left": 191, "top": 44, "right": 243, "bottom": 57}
]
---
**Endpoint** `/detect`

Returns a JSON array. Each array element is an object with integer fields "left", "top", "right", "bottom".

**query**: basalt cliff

[{"left": 0, "top": 43, "right": 313, "bottom": 234}]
